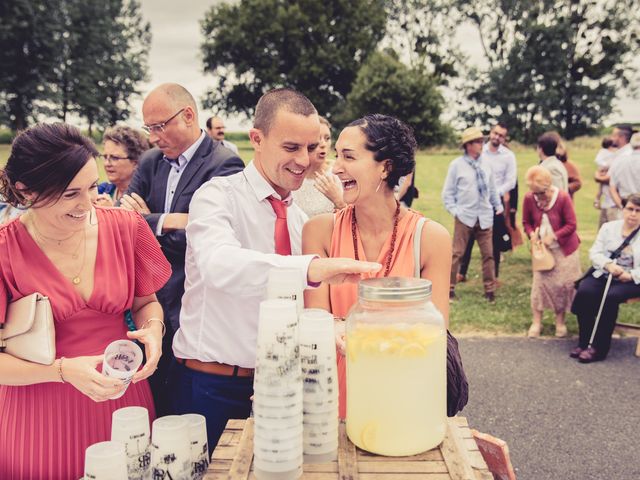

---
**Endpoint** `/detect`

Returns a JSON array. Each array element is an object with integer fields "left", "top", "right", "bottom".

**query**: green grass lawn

[{"left": 2, "top": 137, "right": 638, "bottom": 334}]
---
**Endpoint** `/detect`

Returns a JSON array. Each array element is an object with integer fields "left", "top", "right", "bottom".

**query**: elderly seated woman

[{"left": 571, "top": 193, "right": 640, "bottom": 363}]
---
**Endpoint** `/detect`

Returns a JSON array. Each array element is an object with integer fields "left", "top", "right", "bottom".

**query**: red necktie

[{"left": 267, "top": 196, "right": 292, "bottom": 255}]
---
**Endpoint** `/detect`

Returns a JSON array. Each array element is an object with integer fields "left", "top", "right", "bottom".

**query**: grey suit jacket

[{"left": 126, "top": 135, "right": 244, "bottom": 330}]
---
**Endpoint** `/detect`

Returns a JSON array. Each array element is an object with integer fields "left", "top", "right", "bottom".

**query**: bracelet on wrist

[
  {"left": 142, "top": 317, "right": 166, "bottom": 337},
  {"left": 58, "top": 357, "right": 66, "bottom": 383}
]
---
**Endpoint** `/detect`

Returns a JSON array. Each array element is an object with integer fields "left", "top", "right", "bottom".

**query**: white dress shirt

[
  {"left": 609, "top": 150, "right": 640, "bottom": 200},
  {"left": 173, "top": 160, "right": 316, "bottom": 367},
  {"left": 482, "top": 143, "right": 517, "bottom": 198},
  {"left": 598, "top": 144, "right": 632, "bottom": 209}
]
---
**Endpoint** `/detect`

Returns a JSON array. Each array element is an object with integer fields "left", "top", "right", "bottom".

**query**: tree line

[
  {"left": 1, "top": 0, "right": 637, "bottom": 144},
  {"left": 201, "top": 0, "right": 639, "bottom": 144},
  {"left": 0, "top": 0, "right": 150, "bottom": 134}
]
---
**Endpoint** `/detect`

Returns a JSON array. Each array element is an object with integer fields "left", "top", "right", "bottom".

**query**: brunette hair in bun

[{"left": 346, "top": 114, "right": 417, "bottom": 189}]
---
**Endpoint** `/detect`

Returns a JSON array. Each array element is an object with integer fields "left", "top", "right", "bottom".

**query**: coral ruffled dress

[
  {"left": 0, "top": 208, "right": 171, "bottom": 479},
  {"left": 328, "top": 206, "right": 423, "bottom": 419}
]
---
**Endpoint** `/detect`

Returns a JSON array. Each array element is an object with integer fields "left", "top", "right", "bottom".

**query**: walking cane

[{"left": 587, "top": 265, "right": 615, "bottom": 349}]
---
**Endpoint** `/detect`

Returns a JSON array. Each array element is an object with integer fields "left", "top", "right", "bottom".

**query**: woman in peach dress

[{"left": 303, "top": 114, "right": 466, "bottom": 419}]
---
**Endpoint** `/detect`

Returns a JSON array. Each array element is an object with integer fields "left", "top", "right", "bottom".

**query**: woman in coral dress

[
  {"left": 0, "top": 123, "right": 171, "bottom": 479},
  {"left": 302, "top": 114, "right": 462, "bottom": 419}
]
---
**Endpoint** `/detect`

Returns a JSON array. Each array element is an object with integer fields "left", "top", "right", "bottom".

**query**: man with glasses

[
  {"left": 458, "top": 122, "right": 517, "bottom": 283},
  {"left": 443, "top": 126, "right": 503, "bottom": 302},
  {"left": 120, "top": 83, "right": 244, "bottom": 416}
]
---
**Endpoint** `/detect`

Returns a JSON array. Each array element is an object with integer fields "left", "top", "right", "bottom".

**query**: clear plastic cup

[
  {"left": 254, "top": 423, "right": 303, "bottom": 442},
  {"left": 303, "top": 437, "right": 339, "bottom": 455},
  {"left": 84, "top": 441, "right": 128, "bottom": 480},
  {"left": 110, "top": 406, "right": 150, "bottom": 480},
  {"left": 182, "top": 414, "right": 209, "bottom": 480},
  {"left": 266, "top": 268, "right": 304, "bottom": 315},
  {"left": 102, "top": 340, "right": 143, "bottom": 399},
  {"left": 151, "top": 416, "right": 191, "bottom": 480}
]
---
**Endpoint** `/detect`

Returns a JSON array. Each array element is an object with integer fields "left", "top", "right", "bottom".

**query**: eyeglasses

[
  {"left": 142, "top": 108, "right": 185, "bottom": 135},
  {"left": 624, "top": 205, "right": 640, "bottom": 213},
  {"left": 533, "top": 189, "right": 548, "bottom": 197},
  {"left": 98, "top": 154, "right": 130, "bottom": 163}
]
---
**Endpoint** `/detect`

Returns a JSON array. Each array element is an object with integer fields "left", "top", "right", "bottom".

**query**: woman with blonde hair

[
  {"left": 292, "top": 116, "right": 346, "bottom": 216},
  {"left": 522, "top": 166, "right": 581, "bottom": 337}
]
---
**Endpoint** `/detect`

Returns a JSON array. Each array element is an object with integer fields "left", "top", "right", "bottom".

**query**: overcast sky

[{"left": 135, "top": 0, "right": 639, "bottom": 132}]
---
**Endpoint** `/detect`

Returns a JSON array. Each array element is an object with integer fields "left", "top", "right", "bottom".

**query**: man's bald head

[
  {"left": 141, "top": 83, "right": 201, "bottom": 158},
  {"left": 144, "top": 83, "right": 198, "bottom": 116}
]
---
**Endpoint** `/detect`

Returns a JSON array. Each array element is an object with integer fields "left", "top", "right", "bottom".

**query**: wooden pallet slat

[{"left": 206, "top": 417, "right": 490, "bottom": 480}]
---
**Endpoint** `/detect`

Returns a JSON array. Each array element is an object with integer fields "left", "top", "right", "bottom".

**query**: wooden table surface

[{"left": 206, "top": 417, "right": 491, "bottom": 480}]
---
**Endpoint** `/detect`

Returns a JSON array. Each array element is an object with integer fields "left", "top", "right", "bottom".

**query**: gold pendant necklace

[{"left": 71, "top": 227, "right": 87, "bottom": 285}]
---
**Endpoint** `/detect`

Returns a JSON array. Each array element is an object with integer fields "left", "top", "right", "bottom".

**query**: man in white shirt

[
  {"left": 610, "top": 132, "right": 640, "bottom": 209},
  {"left": 170, "top": 88, "right": 380, "bottom": 451},
  {"left": 537, "top": 132, "right": 568, "bottom": 192},
  {"left": 458, "top": 123, "right": 517, "bottom": 281},
  {"left": 595, "top": 124, "right": 635, "bottom": 226},
  {"left": 120, "top": 83, "right": 244, "bottom": 415},
  {"left": 206, "top": 115, "right": 239, "bottom": 154}
]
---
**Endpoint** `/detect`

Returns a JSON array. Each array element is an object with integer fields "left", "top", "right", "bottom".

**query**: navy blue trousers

[
  {"left": 573, "top": 275, "right": 640, "bottom": 358},
  {"left": 168, "top": 361, "right": 253, "bottom": 455}
]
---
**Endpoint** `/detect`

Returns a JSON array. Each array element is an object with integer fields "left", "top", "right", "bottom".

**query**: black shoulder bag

[{"left": 574, "top": 225, "right": 640, "bottom": 289}]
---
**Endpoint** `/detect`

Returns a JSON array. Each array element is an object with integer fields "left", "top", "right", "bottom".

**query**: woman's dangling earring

[{"left": 375, "top": 178, "right": 383, "bottom": 193}]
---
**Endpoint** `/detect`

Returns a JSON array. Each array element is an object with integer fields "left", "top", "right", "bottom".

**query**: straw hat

[{"left": 460, "top": 127, "right": 484, "bottom": 145}]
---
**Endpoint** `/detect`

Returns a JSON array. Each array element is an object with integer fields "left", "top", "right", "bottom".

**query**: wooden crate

[{"left": 205, "top": 417, "right": 491, "bottom": 480}]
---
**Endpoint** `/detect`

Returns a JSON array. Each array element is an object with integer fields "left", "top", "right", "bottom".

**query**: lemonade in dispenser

[{"left": 345, "top": 277, "right": 446, "bottom": 456}]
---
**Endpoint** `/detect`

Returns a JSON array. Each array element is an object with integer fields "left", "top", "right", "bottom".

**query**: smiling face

[
  {"left": 102, "top": 140, "right": 137, "bottom": 189},
  {"left": 28, "top": 159, "right": 99, "bottom": 233},
  {"left": 250, "top": 109, "right": 320, "bottom": 197},
  {"left": 333, "top": 126, "right": 387, "bottom": 205}
]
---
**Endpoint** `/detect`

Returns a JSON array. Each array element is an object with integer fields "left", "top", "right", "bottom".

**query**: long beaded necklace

[{"left": 351, "top": 200, "right": 400, "bottom": 277}]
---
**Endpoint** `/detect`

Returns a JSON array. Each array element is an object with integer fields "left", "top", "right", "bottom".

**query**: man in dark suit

[{"left": 120, "top": 83, "right": 244, "bottom": 415}]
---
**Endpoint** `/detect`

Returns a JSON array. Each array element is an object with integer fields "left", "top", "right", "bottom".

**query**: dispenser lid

[{"left": 358, "top": 277, "right": 432, "bottom": 301}]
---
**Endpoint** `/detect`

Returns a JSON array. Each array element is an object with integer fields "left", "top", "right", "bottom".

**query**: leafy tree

[
  {"left": 200, "top": 0, "right": 387, "bottom": 119},
  {"left": 341, "top": 50, "right": 449, "bottom": 147},
  {"left": 382, "top": 0, "right": 463, "bottom": 84},
  {"left": 0, "top": 1, "right": 64, "bottom": 130},
  {"left": 458, "top": 0, "right": 640, "bottom": 142},
  {"left": 54, "top": 0, "right": 150, "bottom": 133}
]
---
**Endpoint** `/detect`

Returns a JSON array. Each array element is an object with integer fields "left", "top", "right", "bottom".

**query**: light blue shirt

[
  {"left": 442, "top": 154, "right": 503, "bottom": 229},
  {"left": 156, "top": 130, "right": 207, "bottom": 236}
]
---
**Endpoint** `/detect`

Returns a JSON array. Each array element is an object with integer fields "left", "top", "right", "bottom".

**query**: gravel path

[{"left": 457, "top": 336, "right": 640, "bottom": 480}]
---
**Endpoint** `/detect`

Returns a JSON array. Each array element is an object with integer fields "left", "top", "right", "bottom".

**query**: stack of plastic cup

[
  {"left": 299, "top": 309, "right": 339, "bottom": 462},
  {"left": 253, "top": 299, "right": 303, "bottom": 480},
  {"left": 151, "top": 415, "right": 191, "bottom": 480},
  {"left": 182, "top": 413, "right": 209, "bottom": 480},
  {"left": 110, "top": 406, "right": 151, "bottom": 480},
  {"left": 266, "top": 267, "right": 304, "bottom": 315},
  {"left": 84, "top": 441, "right": 128, "bottom": 479}
]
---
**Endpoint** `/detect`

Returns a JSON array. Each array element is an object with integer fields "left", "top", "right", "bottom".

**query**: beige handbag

[
  {"left": 0, "top": 292, "right": 55, "bottom": 365},
  {"left": 531, "top": 230, "right": 555, "bottom": 272}
]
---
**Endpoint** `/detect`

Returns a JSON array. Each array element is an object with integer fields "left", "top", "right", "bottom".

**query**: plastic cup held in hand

[
  {"left": 266, "top": 267, "right": 304, "bottom": 315},
  {"left": 102, "top": 339, "right": 143, "bottom": 399}
]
